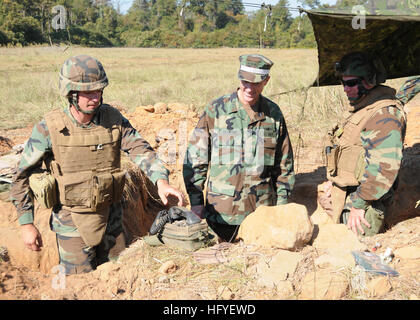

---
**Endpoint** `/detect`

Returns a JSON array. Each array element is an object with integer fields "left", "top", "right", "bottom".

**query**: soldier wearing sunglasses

[{"left": 318, "top": 52, "right": 406, "bottom": 236}]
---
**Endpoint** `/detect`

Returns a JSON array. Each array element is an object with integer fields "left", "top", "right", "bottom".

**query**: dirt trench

[{"left": 0, "top": 101, "right": 419, "bottom": 300}]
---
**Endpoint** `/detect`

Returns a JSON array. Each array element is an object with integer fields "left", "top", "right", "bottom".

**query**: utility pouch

[
  {"left": 332, "top": 145, "right": 365, "bottom": 187},
  {"left": 92, "top": 170, "right": 126, "bottom": 211},
  {"left": 92, "top": 172, "right": 113, "bottom": 211},
  {"left": 29, "top": 170, "right": 58, "bottom": 209},
  {"left": 325, "top": 144, "right": 339, "bottom": 177},
  {"left": 112, "top": 170, "right": 126, "bottom": 204},
  {"left": 162, "top": 220, "right": 209, "bottom": 251},
  {"left": 144, "top": 220, "right": 210, "bottom": 252}
]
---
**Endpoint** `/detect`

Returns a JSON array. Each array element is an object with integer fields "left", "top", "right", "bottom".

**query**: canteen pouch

[{"left": 28, "top": 171, "right": 58, "bottom": 209}]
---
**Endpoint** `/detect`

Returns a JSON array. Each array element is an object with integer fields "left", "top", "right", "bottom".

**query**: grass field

[{"left": 0, "top": 46, "right": 408, "bottom": 145}]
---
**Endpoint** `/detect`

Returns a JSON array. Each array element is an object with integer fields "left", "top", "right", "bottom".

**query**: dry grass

[
  {"left": 0, "top": 46, "right": 317, "bottom": 129},
  {"left": 0, "top": 45, "right": 409, "bottom": 151}
]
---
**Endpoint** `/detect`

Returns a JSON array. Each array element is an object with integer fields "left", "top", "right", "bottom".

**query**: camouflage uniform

[
  {"left": 10, "top": 55, "right": 169, "bottom": 274},
  {"left": 396, "top": 76, "right": 420, "bottom": 105},
  {"left": 327, "top": 52, "right": 406, "bottom": 236},
  {"left": 396, "top": 76, "right": 420, "bottom": 148},
  {"left": 183, "top": 55, "right": 295, "bottom": 241}
]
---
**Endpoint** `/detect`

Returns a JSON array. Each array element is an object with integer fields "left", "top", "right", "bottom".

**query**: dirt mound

[
  {"left": 0, "top": 102, "right": 195, "bottom": 277},
  {"left": 403, "top": 93, "right": 420, "bottom": 148},
  {"left": 120, "top": 102, "right": 200, "bottom": 199},
  {"left": 0, "top": 101, "right": 418, "bottom": 300},
  {"left": 1, "top": 215, "right": 418, "bottom": 300},
  {"left": 0, "top": 201, "right": 58, "bottom": 274},
  {"left": 0, "top": 159, "right": 170, "bottom": 275},
  {"left": 0, "top": 137, "right": 13, "bottom": 155},
  {"left": 385, "top": 92, "right": 420, "bottom": 227},
  {"left": 385, "top": 146, "right": 420, "bottom": 227}
]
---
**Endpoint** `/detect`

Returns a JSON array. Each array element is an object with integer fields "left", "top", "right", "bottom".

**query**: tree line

[{"left": 0, "top": 0, "right": 341, "bottom": 48}]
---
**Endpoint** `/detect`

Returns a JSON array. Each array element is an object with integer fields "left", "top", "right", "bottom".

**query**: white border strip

[{"left": 240, "top": 65, "right": 270, "bottom": 75}]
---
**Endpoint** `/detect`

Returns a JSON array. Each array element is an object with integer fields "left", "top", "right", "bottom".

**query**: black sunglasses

[{"left": 341, "top": 78, "right": 363, "bottom": 87}]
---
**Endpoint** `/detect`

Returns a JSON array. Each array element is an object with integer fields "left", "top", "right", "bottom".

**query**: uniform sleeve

[
  {"left": 10, "top": 120, "right": 52, "bottom": 225},
  {"left": 120, "top": 117, "right": 169, "bottom": 185},
  {"left": 183, "top": 111, "right": 211, "bottom": 207},
  {"left": 273, "top": 117, "right": 295, "bottom": 205},
  {"left": 348, "top": 107, "right": 405, "bottom": 209}
]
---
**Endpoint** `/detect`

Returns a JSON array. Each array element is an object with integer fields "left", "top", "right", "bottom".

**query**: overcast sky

[{"left": 111, "top": 0, "right": 338, "bottom": 17}]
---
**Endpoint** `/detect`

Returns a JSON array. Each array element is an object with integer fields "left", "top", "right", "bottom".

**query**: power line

[
  {"left": 242, "top": 1, "right": 303, "bottom": 12},
  {"left": 193, "top": 0, "right": 303, "bottom": 12}
]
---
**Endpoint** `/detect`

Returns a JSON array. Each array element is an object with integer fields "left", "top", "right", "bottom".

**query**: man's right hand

[
  {"left": 21, "top": 224, "right": 43, "bottom": 251},
  {"left": 191, "top": 205, "right": 205, "bottom": 219}
]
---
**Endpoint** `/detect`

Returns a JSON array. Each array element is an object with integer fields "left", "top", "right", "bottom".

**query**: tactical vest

[
  {"left": 326, "top": 87, "right": 405, "bottom": 188},
  {"left": 45, "top": 105, "right": 126, "bottom": 213}
]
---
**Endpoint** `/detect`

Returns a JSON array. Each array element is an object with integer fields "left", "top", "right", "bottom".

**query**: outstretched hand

[
  {"left": 21, "top": 223, "right": 43, "bottom": 251},
  {"left": 156, "top": 179, "right": 185, "bottom": 206},
  {"left": 347, "top": 207, "right": 371, "bottom": 235}
]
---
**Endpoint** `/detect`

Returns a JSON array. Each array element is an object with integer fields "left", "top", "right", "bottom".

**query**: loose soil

[{"left": 0, "top": 103, "right": 419, "bottom": 300}]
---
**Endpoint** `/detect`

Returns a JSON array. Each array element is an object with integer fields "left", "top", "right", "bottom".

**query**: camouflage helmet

[
  {"left": 335, "top": 52, "right": 386, "bottom": 86},
  {"left": 59, "top": 55, "right": 108, "bottom": 97}
]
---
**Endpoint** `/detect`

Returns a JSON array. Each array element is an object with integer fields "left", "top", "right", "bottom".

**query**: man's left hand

[
  {"left": 347, "top": 207, "right": 371, "bottom": 235},
  {"left": 156, "top": 179, "right": 185, "bottom": 206}
]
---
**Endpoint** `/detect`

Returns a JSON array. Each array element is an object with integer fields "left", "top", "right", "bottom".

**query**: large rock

[
  {"left": 311, "top": 223, "right": 366, "bottom": 269},
  {"left": 312, "top": 223, "right": 366, "bottom": 253},
  {"left": 310, "top": 207, "right": 335, "bottom": 226},
  {"left": 255, "top": 250, "right": 301, "bottom": 290},
  {"left": 315, "top": 252, "right": 355, "bottom": 269},
  {"left": 299, "top": 269, "right": 349, "bottom": 299},
  {"left": 237, "top": 203, "right": 314, "bottom": 250}
]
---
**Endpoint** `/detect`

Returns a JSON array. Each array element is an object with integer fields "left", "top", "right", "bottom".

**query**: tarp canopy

[{"left": 305, "top": 6, "right": 420, "bottom": 86}]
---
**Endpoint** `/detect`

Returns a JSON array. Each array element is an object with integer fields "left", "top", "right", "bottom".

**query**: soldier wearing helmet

[
  {"left": 318, "top": 51, "right": 406, "bottom": 236},
  {"left": 10, "top": 55, "right": 184, "bottom": 274}
]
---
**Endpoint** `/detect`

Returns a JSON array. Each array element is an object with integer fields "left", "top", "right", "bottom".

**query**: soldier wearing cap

[
  {"left": 10, "top": 55, "right": 184, "bottom": 274},
  {"left": 183, "top": 54, "right": 295, "bottom": 242},
  {"left": 318, "top": 51, "right": 406, "bottom": 236}
]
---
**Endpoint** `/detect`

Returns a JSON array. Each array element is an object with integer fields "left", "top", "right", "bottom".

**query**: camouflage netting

[{"left": 305, "top": 6, "right": 420, "bottom": 86}]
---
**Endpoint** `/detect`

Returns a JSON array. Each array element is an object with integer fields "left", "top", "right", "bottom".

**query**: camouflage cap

[
  {"left": 59, "top": 55, "right": 108, "bottom": 97},
  {"left": 238, "top": 54, "right": 273, "bottom": 83},
  {"left": 334, "top": 51, "right": 386, "bottom": 86}
]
